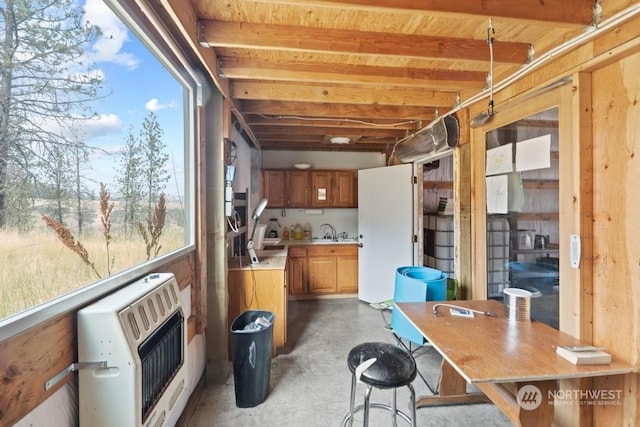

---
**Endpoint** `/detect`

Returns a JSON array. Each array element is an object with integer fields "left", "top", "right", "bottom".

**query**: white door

[{"left": 358, "top": 164, "right": 414, "bottom": 303}]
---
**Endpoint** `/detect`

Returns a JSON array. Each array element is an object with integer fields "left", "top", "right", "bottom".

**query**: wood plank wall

[
  {"left": 0, "top": 252, "right": 197, "bottom": 427},
  {"left": 591, "top": 52, "right": 640, "bottom": 426}
]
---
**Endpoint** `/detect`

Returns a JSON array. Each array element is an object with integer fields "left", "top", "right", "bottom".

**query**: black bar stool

[{"left": 342, "top": 342, "right": 417, "bottom": 426}]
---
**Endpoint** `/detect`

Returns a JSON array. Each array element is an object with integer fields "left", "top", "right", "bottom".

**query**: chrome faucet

[{"left": 320, "top": 223, "right": 336, "bottom": 240}]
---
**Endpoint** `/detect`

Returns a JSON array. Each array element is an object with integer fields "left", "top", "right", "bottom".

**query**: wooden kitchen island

[{"left": 228, "top": 248, "right": 288, "bottom": 355}]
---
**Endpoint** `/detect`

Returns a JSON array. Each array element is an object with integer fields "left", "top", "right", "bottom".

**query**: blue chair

[{"left": 380, "top": 266, "right": 447, "bottom": 395}]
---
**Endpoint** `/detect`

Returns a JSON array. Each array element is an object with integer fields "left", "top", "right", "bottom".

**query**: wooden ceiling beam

[
  {"left": 245, "top": 115, "right": 423, "bottom": 130},
  {"left": 254, "top": 126, "right": 407, "bottom": 137},
  {"left": 260, "top": 141, "right": 390, "bottom": 152},
  {"left": 219, "top": 57, "right": 486, "bottom": 90},
  {"left": 240, "top": 100, "right": 434, "bottom": 120},
  {"left": 201, "top": 20, "right": 529, "bottom": 64},
  {"left": 231, "top": 81, "right": 457, "bottom": 107},
  {"left": 249, "top": 0, "right": 592, "bottom": 27}
]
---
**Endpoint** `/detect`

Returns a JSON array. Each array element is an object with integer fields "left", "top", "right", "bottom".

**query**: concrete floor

[{"left": 187, "top": 298, "right": 514, "bottom": 426}]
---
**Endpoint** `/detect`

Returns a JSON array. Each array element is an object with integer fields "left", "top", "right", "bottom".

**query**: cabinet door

[
  {"left": 227, "top": 269, "right": 287, "bottom": 353},
  {"left": 308, "top": 257, "right": 337, "bottom": 293},
  {"left": 287, "top": 171, "right": 309, "bottom": 207},
  {"left": 288, "top": 257, "right": 308, "bottom": 295},
  {"left": 335, "top": 170, "right": 357, "bottom": 207},
  {"left": 337, "top": 255, "right": 359, "bottom": 293},
  {"left": 311, "top": 171, "right": 333, "bottom": 207},
  {"left": 262, "top": 170, "right": 286, "bottom": 208}
]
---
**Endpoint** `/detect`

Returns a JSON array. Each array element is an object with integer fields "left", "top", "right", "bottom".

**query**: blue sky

[{"left": 75, "top": 0, "right": 185, "bottom": 199}]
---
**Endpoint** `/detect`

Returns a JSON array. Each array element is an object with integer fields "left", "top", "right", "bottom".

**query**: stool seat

[
  {"left": 348, "top": 342, "right": 417, "bottom": 389},
  {"left": 343, "top": 342, "right": 418, "bottom": 427}
]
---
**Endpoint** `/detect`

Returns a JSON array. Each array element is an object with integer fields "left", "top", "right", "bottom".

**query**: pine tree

[
  {"left": 0, "top": 0, "right": 102, "bottom": 228},
  {"left": 139, "top": 112, "right": 170, "bottom": 218},
  {"left": 116, "top": 125, "right": 144, "bottom": 236}
]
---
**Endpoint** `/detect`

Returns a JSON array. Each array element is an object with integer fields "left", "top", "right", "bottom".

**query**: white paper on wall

[
  {"left": 486, "top": 175, "right": 509, "bottom": 214},
  {"left": 486, "top": 143, "right": 513, "bottom": 176},
  {"left": 515, "top": 134, "right": 551, "bottom": 171}
]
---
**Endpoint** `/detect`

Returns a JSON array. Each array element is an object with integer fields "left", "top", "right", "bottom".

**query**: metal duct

[{"left": 396, "top": 114, "right": 459, "bottom": 163}]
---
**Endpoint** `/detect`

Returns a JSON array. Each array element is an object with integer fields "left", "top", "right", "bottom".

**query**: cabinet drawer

[
  {"left": 288, "top": 246, "right": 308, "bottom": 257},
  {"left": 307, "top": 244, "right": 358, "bottom": 256}
]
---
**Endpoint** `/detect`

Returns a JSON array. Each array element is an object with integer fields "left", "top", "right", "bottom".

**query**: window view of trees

[{"left": 0, "top": 0, "right": 189, "bottom": 319}]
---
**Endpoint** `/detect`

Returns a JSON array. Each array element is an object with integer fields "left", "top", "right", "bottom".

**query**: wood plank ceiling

[{"left": 168, "top": 0, "right": 596, "bottom": 153}]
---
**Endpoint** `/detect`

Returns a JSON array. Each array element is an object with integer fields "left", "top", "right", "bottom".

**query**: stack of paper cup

[{"left": 503, "top": 288, "right": 532, "bottom": 323}]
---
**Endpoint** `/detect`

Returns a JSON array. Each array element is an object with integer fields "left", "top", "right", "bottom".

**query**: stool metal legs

[
  {"left": 363, "top": 385, "right": 372, "bottom": 426},
  {"left": 343, "top": 371, "right": 417, "bottom": 427},
  {"left": 346, "top": 373, "right": 356, "bottom": 427}
]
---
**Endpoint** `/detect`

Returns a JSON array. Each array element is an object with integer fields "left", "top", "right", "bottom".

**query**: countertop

[
  {"left": 228, "top": 239, "right": 358, "bottom": 271},
  {"left": 276, "top": 238, "right": 359, "bottom": 246},
  {"left": 228, "top": 249, "right": 287, "bottom": 270}
]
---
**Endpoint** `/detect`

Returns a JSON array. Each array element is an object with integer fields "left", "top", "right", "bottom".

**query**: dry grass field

[{"left": 0, "top": 219, "right": 185, "bottom": 320}]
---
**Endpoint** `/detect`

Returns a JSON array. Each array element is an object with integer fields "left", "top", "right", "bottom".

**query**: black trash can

[{"left": 230, "top": 310, "right": 275, "bottom": 408}]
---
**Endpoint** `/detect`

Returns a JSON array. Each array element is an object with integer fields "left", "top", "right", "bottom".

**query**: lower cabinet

[
  {"left": 228, "top": 266, "right": 287, "bottom": 355},
  {"left": 288, "top": 244, "right": 358, "bottom": 297},
  {"left": 288, "top": 246, "right": 308, "bottom": 295}
]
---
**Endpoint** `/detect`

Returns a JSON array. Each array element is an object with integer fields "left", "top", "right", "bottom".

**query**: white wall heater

[{"left": 78, "top": 273, "right": 188, "bottom": 427}]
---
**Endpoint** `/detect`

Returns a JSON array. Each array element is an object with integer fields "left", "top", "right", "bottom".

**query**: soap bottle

[{"left": 282, "top": 225, "right": 289, "bottom": 240}]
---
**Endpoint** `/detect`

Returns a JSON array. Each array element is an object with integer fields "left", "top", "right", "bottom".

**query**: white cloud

[
  {"left": 145, "top": 98, "right": 178, "bottom": 112},
  {"left": 79, "top": 113, "right": 122, "bottom": 139},
  {"left": 82, "top": 0, "right": 140, "bottom": 70}
]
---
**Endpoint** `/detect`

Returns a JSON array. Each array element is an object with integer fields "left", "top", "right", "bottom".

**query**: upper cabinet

[
  {"left": 334, "top": 170, "right": 357, "bottom": 207},
  {"left": 262, "top": 170, "right": 287, "bottom": 208},
  {"left": 310, "top": 170, "right": 333, "bottom": 207},
  {"left": 287, "top": 170, "right": 310, "bottom": 207},
  {"left": 262, "top": 169, "right": 357, "bottom": 208}
]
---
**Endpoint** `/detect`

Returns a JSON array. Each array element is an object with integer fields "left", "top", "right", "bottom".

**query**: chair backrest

[{"left": 391, "top": 266, "right": 447, "bottom": 345}]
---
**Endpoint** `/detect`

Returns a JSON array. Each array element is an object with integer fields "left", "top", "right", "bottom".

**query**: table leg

[
  {"left": 416, "top": 359, "right": 490, "bottom": 408},
  {"left": 477, "top": 380, "right": 556, "bottom": 427},
  {"left": 516, "top": 380, "right": 556, "bottom": 427}
]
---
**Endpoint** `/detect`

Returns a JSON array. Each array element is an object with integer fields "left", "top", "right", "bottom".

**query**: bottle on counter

[
  {"left": 282, "top": 226, "right": 289, "bottom": 240},
  {"left": 303, "top": 223, "right": 312, "bottom": 240},
  {"left": 293, "top": 223, "right": 303, "bottom": 240}
]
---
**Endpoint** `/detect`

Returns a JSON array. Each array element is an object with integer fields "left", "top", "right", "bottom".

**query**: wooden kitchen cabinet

[
  {"left": 308, "top": 256, "right": 338, "bottom": 293},
  {"left": 228, "top": 264, "right": 287, "bottom": 355},
  {"left": 308, "top": 245, "right": 358, "bottom": 295},
  {"left": 337, "top": 255, "right": 358, "bottom": 293},
  {"left": 287, "top": 246, "right": 308, "bottom": 295},
  {"left": 262, "top": 169, "right": 357, "bottom": 208},
  {"left": 287, "top": 170, "right": 309, "bottom": 207},
  {"left": 310, "top": 170, "right": 333, "bottom": 207},
  {"left": 311, "top": 170, "right": 357, "bottom": 208},
  {"left": 334, "top": 170, "right": 357, "bottom": 207},
  {"left": 288, "top": 244, "right": 359, "bottom": 297},
  {"left": 262, "top": 170, "right": 286, "bottom": 208}
]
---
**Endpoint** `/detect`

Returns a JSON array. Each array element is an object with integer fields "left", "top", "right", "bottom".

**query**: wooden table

[{"left": 395, "top": 300, "right": 637, "bottom": 427}]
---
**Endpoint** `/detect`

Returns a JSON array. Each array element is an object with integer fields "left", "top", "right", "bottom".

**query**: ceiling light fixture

[{"left": 330, "top": 136, "right": 350, "bottom": 144}]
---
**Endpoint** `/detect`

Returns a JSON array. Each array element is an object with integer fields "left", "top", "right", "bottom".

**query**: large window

[
  {"left": 0, "top": 0, "right": 195, "bottom": 321},
  {"left": 485, "top": 108, "right": 560, "bottom": 329}
]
